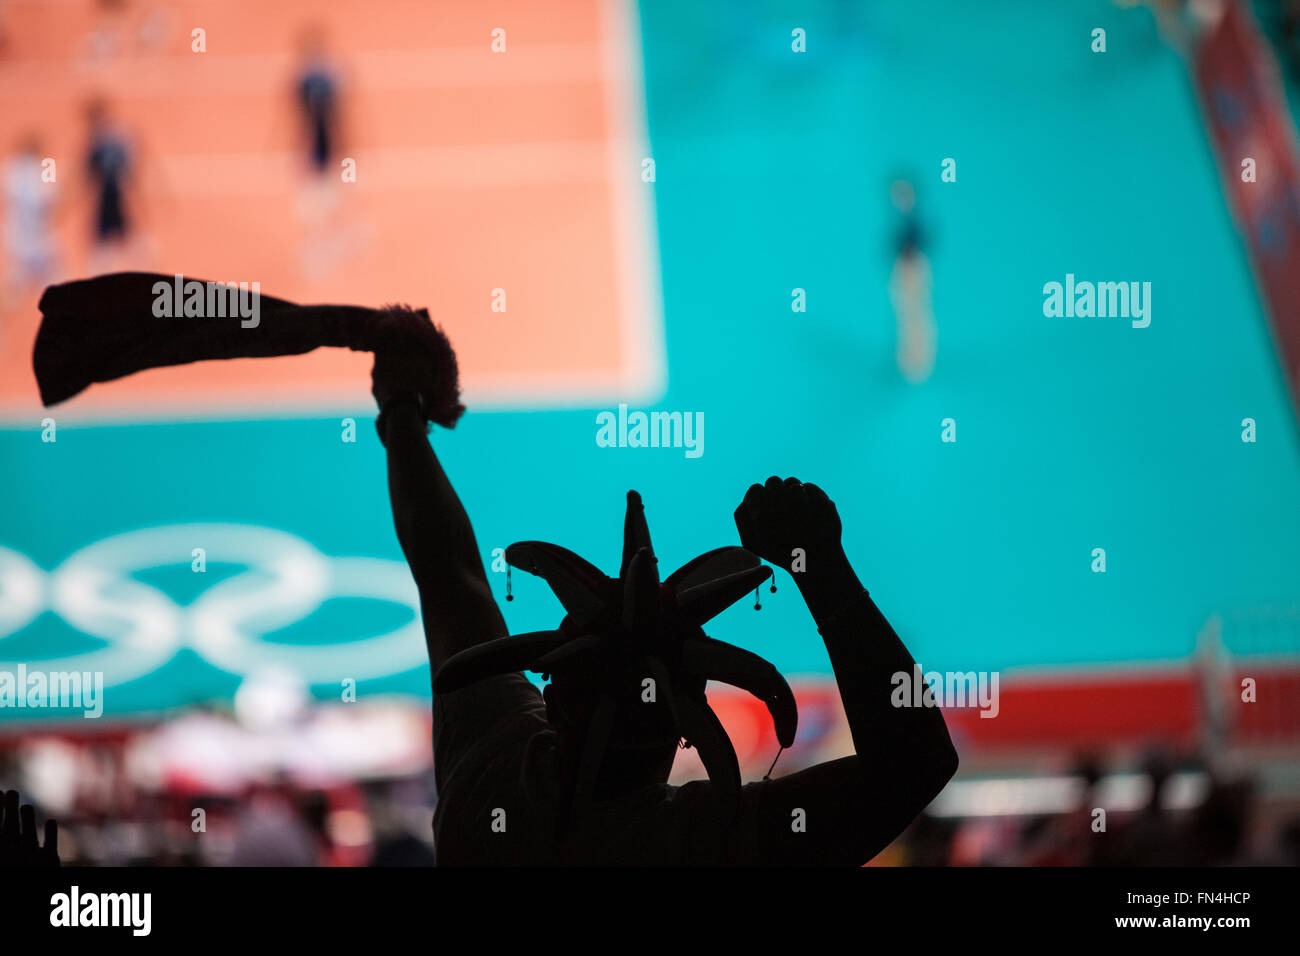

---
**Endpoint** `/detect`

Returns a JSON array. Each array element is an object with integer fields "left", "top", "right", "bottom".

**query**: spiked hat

[{"left": 433, "top": 491, "right": 798, "bottom": 819}]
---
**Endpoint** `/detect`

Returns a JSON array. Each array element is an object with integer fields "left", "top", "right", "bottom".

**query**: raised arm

[
  {"left": 372, "top": 349, "right": 506, "bottom": 675},
  {"left": 733, "top": 477, "right": 959, "bottom": 864}
]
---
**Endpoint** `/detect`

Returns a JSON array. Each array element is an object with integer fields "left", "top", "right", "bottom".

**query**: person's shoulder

[{"left": 661, "top": 777, "right": 773, "bottom": 827}]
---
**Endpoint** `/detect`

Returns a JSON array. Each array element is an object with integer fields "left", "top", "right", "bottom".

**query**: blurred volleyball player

[
  {"left": 290, "top": 23, "right": 364, "bottom": 275},
  {"left": 84, "top": 98, "right": 136, "bottom": 270},
  {"left": 888, "top": 178, "right": 936, "bottom": 385},
  {"left": 3, "top": 135, "right": 59, "bottom": 306},
  {"left": 295, "top": 23, "right": 340, "bottom": 179}
]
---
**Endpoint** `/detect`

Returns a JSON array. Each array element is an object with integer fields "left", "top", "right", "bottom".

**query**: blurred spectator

[
  {"left": 1016, "top": 755, "right": 1105, "bottom": 866},
  {"left": 365, "top": 781, "right": 435, "bottom": 867},
  {"left": 887, "top": 177, "right": 936, "bottom": 385},
  {"left": 228, "top": 783, "right": 318, "bottom": 866}
]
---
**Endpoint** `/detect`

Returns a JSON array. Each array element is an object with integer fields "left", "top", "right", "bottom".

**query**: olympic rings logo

[{"left": 0, "top": 524, "right": 427, "bottom": 688}]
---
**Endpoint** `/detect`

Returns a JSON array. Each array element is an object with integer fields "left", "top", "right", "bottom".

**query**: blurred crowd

[
  {"left": 0, "top": 740, "right": 436, "bottom": 867},
  {"left": 4, "top": 730, "right": 1298, "bottom": 867},
  {"left": 890, "top": 751, "right": 1300, "bottom": 867}
]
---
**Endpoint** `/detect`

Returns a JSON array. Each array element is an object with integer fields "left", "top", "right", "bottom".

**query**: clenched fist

[{"left": 733, "top": 477, "right": 843, "bottom": 572}]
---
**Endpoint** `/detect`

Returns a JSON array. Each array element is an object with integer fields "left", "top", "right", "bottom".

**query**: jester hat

[{"left": 432, "top": 491, "right": 798, "bottom": 818}]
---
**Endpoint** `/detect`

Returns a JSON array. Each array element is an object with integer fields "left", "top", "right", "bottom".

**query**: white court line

[{"left": 600, "top": 0, "right": 666, "bottom": 407}]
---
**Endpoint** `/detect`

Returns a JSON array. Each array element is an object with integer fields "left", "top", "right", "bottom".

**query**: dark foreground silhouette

[
  {"left": 0, "top": 790, "right": 59, "bottom": 868},
  {"left": 373, "top": 318, "right": 959, "bottom": 865},
  {"left": 33, "top": 275, "right": 959, "bottom": 865}
]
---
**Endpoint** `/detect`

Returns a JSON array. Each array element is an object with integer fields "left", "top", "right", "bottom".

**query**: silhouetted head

[
  {"left": 433, "top": 491, "right": 798, "bottom": 822},
  {"left": 533, "top": 550, "right": 707, "bottom": 796},
  {"left": 542, "top": 677, "right": 681, "bottom": 794}
]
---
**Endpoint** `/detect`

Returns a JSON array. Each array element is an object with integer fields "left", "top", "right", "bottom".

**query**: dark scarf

[{"left": 33, "top": 271, "right": 463, "bottom": 426}]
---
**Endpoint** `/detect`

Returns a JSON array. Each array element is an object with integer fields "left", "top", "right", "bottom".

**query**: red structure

[{"left": 1196, "top": 2, "right": 1300, "bottom": 427}]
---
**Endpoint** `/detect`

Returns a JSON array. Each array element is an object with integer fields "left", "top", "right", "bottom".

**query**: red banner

[{"left": 1196, "top": 3, "right": 1300, "bottom": 426}]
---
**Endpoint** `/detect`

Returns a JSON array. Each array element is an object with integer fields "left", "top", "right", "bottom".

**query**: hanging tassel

[
  {"left": 762, "top": 745, "right": 786, "bottom": 781},
  {"left": 753, "top": 586, "right": 761, "bottom": 610},
  {"left": 505, "top": 566, "right": 513, "bottom": 602}
]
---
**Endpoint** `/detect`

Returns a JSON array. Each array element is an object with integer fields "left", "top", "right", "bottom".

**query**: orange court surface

[{"left": 0, "top": 0, "right": 663, "bottom": 422}]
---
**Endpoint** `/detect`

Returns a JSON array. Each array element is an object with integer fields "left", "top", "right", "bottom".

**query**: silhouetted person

[
  {"left": 0, "top": 790, "right": 59, "bottom": 867},
  {"left": 371, "top": 319, "right": 959, "bottom": 864},
  {"left": 28, "top": 280, "right": 958, "bottom": 865}
]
